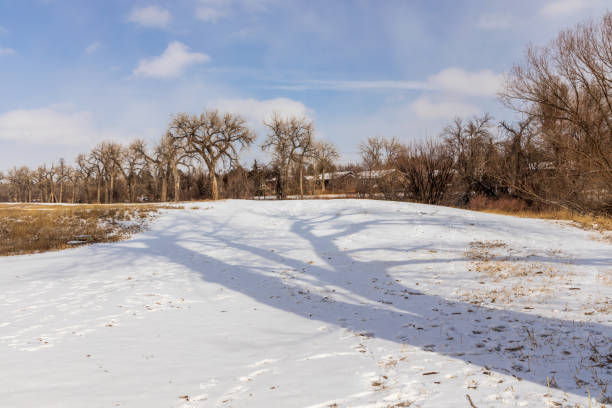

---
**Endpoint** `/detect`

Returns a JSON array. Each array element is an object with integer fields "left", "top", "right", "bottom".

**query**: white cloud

[
  {"left": 410, "top": 96, "right": 480, "bottom": 120},
  {"left": 427, "top": 68, "right": 502, "bottom": 97},
  {"left": 0, "top": 106, "right": 108, "bottom": 145},
  {"left": 0, "top": 47, "right": 16, "bottom": 56},
  {"left": 477, "top": 13, "right": 514, "bottom": 30},
  {"left": 85, "top": 41, "right": 101, "bottom": 55},
  {"left": 214, "top": 97, "right": 311, "bottom": 124},
  {"left": 540, "top": 0, "right": 600, "bottom": 17},
  {"left": 133, "top": 41, "right": 210, "bottom": 78},
  {"left": 127, "top": 5, "right": 172, "bottom": 28}
]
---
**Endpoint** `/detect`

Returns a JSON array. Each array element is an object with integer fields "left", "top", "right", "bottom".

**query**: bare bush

[{"left": 396, "top": 141, "right": 454, "bottom": 205}]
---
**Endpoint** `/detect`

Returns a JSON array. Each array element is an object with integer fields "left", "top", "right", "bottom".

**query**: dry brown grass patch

[
  {"left": 470, "top": 261, "right": 555, "bottom": 282},
  {"left": 597, "top": 271, "right": 612, "bottom": 286},
  {"left": 0, "top": 203, "right": 181, "bottom": 256},
  {"left": 473, "top": 208, "right": 612, "bottom": 243},
  {"left": 462, "top": 240, "right": 573, "bottom": 304},
  {"left": 465, "top": 240, "right": 507, "bottom": 261}
]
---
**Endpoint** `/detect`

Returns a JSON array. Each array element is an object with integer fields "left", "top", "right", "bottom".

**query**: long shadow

[{"left": 100, "top": 203, "right": 612, "bottom": 402}]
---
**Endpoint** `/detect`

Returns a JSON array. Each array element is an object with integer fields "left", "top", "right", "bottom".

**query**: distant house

[
  {"left": 305, "top": 171, "right": 354, "bottom": 181},
  {"left": 356, "top": 169, "right": 397, "bottom": 179}
]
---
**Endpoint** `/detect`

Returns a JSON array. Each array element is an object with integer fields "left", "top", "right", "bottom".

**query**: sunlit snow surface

[{"left": 1, "top": 200, "right": 610, "bottom": 407}]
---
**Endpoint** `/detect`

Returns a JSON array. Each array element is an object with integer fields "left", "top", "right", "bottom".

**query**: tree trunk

[
  {"left": 109, "top": 173, "right": 115, "bottom": 203},
  {"left": 127, "top": 178, "right": 134, "bottom": 203},
  {"left": 320, "top": 170, "right": 326, "bottom": 192},
  {"left": 275, "top": 172, "right": 282, "bottom": 199},
  {"left": 282, "top": 166, "right": 290, "bottom": 199},
  {"left": 97, "top": 177, "right": 102, "bottom": 203},
  {"left": 161, "top": 174, "right": 168, "bottom": 202},
  {"left": 172, "top": 163, "right": 181, "bottom": 202},
  {"left": 299, "top": 160, "right": 304, "bottom": 198},
  {"left": 59, "top": 182, "right": 63, "bottom": 203},
  {"left": 210, "top": 171, "right": 219, "bottom": 201}
]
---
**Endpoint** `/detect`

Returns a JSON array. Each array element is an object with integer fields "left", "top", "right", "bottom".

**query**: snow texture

[{"left": 0, "top": 200, "right": 610, "bottom": 407}]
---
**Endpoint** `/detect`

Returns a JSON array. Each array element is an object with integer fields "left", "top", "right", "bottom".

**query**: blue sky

[{"left": 0, "top": 0, "right": 610, "bottom": 169}]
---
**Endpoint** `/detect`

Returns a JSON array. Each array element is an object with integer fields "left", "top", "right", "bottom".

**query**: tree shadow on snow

[{"left": 103, "top": 203, "right": 612, "bottom": 402}]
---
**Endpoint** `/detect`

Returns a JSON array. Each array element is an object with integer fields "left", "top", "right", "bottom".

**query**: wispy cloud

[
  {"left": 85, "top": 41, "right": 101, "bottom": 55},
  {"left": 274, "top": 80, "right": 430, "bottom": 92},
  {"left": 133, "top": 41, "right": 210, "bottom": 78},
  {"left": 428, "top": 68, "right": 502, "bottom": 97},
  {"left": 195, "top": 0, "right": 276, "bottom": 23},
  {"left": 127, "top": 5, "right": 172, "bottom": 28},
  {"left": 410, "top": 96, "right": 480, "bottom": 119},
  {"left": 272, "top": 68, "right": 502, "bottom": 97},
  {"left": 214, "top": 97, "right": 312, "bottom": 123},
  {"left": 477, "top": 13, "right": 514, "bottom": 30},
  {"left": 196, "top": 5, "right": 230, "bottom": 22},
  {"left": 0, "top": 47, "right": 16, "bottom": 56},
  {"left": 0, "top": 106, "right": 107, "bottom": 145},
  {"left": 540, "top": 0, "right": 602, "bottom": 17},
  {"left": 0, "top": 25, "right": 7, "bottom": 35}
]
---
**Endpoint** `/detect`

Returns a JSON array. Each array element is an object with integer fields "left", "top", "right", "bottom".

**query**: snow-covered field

[{"left": 1, "top": 200, "right": 610, "bottom": 407}]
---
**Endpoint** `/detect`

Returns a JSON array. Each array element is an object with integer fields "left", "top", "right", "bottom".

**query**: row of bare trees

[
  {"left": 356, "top": 103, "right": 609, "bottom": 213},
  {"left": 0, "top": 111, "right": 340, "bottom": 203},
  {"left": 1, "top": 106, "right": 609, "bottom": 213}
]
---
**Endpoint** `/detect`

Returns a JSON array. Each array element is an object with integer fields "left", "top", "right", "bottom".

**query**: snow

[{"left": 0, "top": 199, "right": 610, "bottom": 407}]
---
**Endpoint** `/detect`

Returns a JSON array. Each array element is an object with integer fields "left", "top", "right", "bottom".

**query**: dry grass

[
  {"left": 0, "top": 203, "right": 182, "bottom": 256},
  {"left": 469, "top": 207, "right": 612, "bottom": 246},
  {"left": 478, "top": 208, "right": 612, "bottom": 232},
  {"left": 462, "top": 240, "right": 575, "bottom": 305},
  {"left": 597, "top": 272, "right": 612, "bottom": 286},
  {"left": 466, "top": 195, "right": 612, "bottom": 234}
]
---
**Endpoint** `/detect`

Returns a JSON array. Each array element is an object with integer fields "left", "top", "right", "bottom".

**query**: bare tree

[
  {"left": 118, "top": 141, "right": 147, "bottom": 203},
  {"left": 33, "top": 166, "right": 49, "bottom": 202},
  {"left": 91, "top": 142, "right": 122, "bottom": 203},
  {"left": 262, "top": 113, "right": 293, "bottom": 199},
  {"left": 76, "top": 153, "right": 95, "bottom": 203},
  {"left": 169, "top": 111, "right": 255, "bottom": 201},
  {"left": 66, "top": 166, "right": 80, "bottom": 203},
  {"left": 55, "top": 158, "right": 69, "bottom": 203},
  {"left": 135, "top": 137, "right": 171, "bottom": 202},
  {"left": 262, "top": 113, "right": 314, "bottom": 198},
  {"left": 88, "top": 152, "right": 104, "bottom": 203},
  {"left": 163, "top": 134, "right": 192, "bottom": 202},
  {"left": 311, "top": 141, "right": 339, "bottom": 192},
  {"left": 442, "top": 114, "right": 499, "bottom": 201},
  {"left": 501, "top": 12, "right": 612, "bottom": 211},
  {"left": 360, "top": 137, "right": 385, "bottom": 170},
  {"left": 6, "top": 167, "right": 34, "bottom": 202},
  {"left": 287, "top": 117, "right": 315, "bottom": 198}
]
